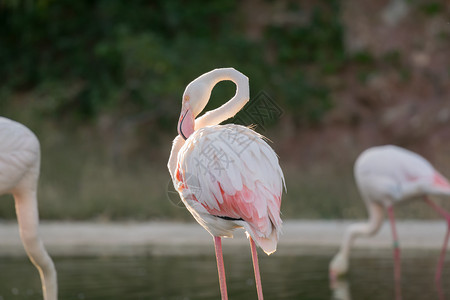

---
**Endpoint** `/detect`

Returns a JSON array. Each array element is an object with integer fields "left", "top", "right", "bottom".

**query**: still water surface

[{"left": 0, "top": 252, "right": 447, "bottom": 299}]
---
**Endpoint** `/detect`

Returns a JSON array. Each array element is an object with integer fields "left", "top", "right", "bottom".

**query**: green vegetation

[
  {"left": 0, "top": 0, "right": 344, "bottom": 126},
  {"left": 0, "top": 0, "right": 442, "bottom": 220},
  {"left": 0, "top": 0, "right": 348, "bottom": 220},
  {"left": 4, "top": 0, "right": 442, "bottom": 221},
  {"left": 420, "top": 2, "right": 444, "bottom": 16}
]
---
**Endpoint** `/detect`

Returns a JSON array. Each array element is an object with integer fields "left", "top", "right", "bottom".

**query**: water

[{"left": 0, "top": 252, "right": 448, "bottom": 299}]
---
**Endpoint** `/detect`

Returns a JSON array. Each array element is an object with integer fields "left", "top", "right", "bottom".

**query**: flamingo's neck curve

[
  {"left": 331, "top": 202, "right": 384, "bottom": 276},
  {"left": 193, "top": 68, "right": 249, "bottom": 130}
]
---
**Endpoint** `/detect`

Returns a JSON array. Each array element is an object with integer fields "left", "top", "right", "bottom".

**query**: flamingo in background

[
  {"left": 330, "top": 145, "right": 450, "bottom": 284},
  {"left": 0, "top": 117, "right": 57, "bottom": 300},
  {"left": 168, "top": 68, "right": 285, "bottom": 300}
]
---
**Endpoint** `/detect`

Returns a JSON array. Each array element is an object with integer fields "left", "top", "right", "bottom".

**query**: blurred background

[{"left": 0, "top": 0, "right": 449, "bottom": 222}]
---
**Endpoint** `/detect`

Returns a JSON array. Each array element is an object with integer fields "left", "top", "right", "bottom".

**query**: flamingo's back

[
  {"left": 354, "top": 145, "right": 450, "bottom": 205},
  {"left": 0, "top": 117, "right": 40, "bottom": 194},
  {"left": 355, "top": 145, "right": 434, "bottom": 181}
]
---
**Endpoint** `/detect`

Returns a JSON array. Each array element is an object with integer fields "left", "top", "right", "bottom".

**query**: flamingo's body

[
  {"left": 330, "top": 145, "right": 450, "bottom": 283},
  {"left": 0, "top": 117, "right": 57, "bottom": 300},
  {"left": 168, "top": 68, "right": 284, "bottom": 300}
]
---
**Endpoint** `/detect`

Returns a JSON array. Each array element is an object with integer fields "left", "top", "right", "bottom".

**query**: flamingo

[
  {"left": 0, "top": 117, "right": 57, "bottom": 300},
  {"left": 168, "top": 68, "right": 285, "bottom": 300},
  {"left": 330, "top": 145, "right": 450, "bottom": 284}
]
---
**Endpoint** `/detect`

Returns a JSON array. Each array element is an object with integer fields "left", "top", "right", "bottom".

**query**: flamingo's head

[
  {"left": 329, "top": 252, "right": 348, "bottom": 282},
  {"left": 177, "top": 94, "right": 194, "bottom": 140},
  {"left": 178, "top": 76, "right": 213, "bottom": 140}
]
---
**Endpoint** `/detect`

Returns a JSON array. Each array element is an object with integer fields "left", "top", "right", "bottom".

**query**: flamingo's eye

[{"left": 183, "top": 95, "right": 190, "bottom": 103}]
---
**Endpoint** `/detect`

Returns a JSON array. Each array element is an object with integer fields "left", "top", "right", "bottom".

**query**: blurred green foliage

[
  {"left": 420, "top": 2, "right": 444, "bottom": 16},
  {"left": 0, "top": 0, "right": 344, "bottom": 127},
  {"left": 1, "top": 1, "right": 447, "bottom": 221}
]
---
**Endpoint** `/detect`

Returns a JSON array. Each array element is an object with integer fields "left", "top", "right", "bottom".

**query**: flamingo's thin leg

[
  {"left": 387, "top": 206, "right": 402, "bottom": 283},
  {"left": 424, "top": 197, "right": 450, "bottom": 282},
  {"left": 249, "top": 237, "right": 264, "bottom": 300},
  {"left": 214, "top": 236, "right": 228, "bottom": 300}
]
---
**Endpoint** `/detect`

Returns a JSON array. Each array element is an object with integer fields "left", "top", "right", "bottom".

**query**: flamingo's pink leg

[
  {"left": 249, "top": 237, "right": 264, "bottom": 300},
  {"left": 387, "top": 206, "right": 402, "bottom": 283},
  {"left": 214, "top": 236, "right": 228, "bottom": 300},
  {"left": 424, "top": 197, "right": 450, "bottom": 282}
]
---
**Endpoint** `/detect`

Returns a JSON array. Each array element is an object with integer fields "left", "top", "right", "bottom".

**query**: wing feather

[
  {"left": 0, "top": 118, "right": 40, "bottom": 192},
  {"left": 176, "top": 124, "right": 285, "bottom": 253}
]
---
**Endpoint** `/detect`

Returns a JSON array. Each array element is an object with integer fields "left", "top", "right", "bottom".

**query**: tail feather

[
  {"left": 244, "top": 224, "right": 279, "bottom": 255},
  {"left": 432, "top": 172, "right": 450, "bottom": 196}
]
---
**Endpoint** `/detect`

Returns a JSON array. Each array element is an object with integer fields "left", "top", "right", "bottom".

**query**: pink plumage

[
  {"left": 175, "top": 125, "right": 284, "bottom": 255},
  {"left": 168, "top": 68, "right": 285, "bottom": 300},
  {"left": 433, "top": 172, "right": 450, "bottom": 189}
]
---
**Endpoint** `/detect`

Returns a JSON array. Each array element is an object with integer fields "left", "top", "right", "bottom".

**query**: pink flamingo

[
  {"left": 168, "top": 68, "right": 285, "bottom": 300},
  {"left": 0, "top": 117, "right": 57, "bottom": 300},
  {"left": 330, "top": 145, "right": 450, "bottom": 284}
]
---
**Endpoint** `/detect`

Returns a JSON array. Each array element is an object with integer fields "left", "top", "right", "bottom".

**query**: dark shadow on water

[
  {"left": 331, "top": 254, "right": 448, "bottom": 300},
  {"left": 0, "top": 252, "right": 448, "bottom": 299}
]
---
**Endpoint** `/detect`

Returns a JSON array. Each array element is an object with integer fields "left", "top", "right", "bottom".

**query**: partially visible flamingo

[
  {"left": 168, "top": 68, "right": 285, "bottom": 300},
  {"left": 330, "top": 145, "right": 450, "bottom": 284},
  {"left": 0, "top": 117, "right": 57, "bottom": 300}
]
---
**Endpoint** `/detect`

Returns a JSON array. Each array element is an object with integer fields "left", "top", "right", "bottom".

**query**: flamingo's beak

[{"left": 178, "top": 108, "right": 195, "bottom": 140}]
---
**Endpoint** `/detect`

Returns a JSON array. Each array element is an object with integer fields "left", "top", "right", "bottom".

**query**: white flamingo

[
  {"left": 330, "top": 145, "right": 450, "bottom": 284},
  {"left": 168, "top": 68, "right": 285, "bottom": 300},
  {"left": 0, "top": 117, "right": 57, "bottom": 300}
]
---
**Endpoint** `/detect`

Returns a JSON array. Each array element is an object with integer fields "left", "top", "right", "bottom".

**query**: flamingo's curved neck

[
  {"left": 338, "top": 202, "right": 384, "bottom": 264},
  {"left": 194, "top": 68, "right": 249, "bottom": 130}
]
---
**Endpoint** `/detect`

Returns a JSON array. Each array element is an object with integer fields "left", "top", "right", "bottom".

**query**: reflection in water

[
  {"left": 331, "top": 278, "right": 403, "bottom": 300},
  {"left": 331, "top": 278, "right": 351, "bottom": 300},
  {"left": 436, "top": 279, "right": 446, "bottom": 300},
  {"left": 0, "top": 253, "right": 447, "bottom": 299},
  {"left": 330, "top": 277, "right": 418, "bottom": 300},
  {"left": 330, "top": 253, "right": 448, "bottom": 300},
  {"left": 394, "top": 277, "right": 403, "bottom": 300}
]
